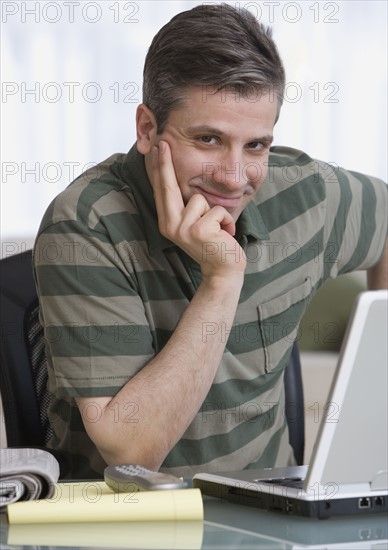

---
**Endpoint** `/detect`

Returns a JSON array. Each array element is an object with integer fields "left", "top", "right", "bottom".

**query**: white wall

[{"left": 1, "top": 0, "right": 387, "bottom": 257}]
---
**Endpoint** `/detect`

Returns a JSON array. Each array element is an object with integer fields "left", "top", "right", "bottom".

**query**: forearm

[
  {"left": 77, "top": 139, "right": 248, "bottom": 469},
  {"left": 367, "top": 239, "right": 388, "bottom": 290},
  {"left": 77, "top": 273, "right": 243, "bottom": 469}
]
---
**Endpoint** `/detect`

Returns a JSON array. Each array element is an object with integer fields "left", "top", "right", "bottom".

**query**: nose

[
  {"left": 202, "top": 151, "right": 262, "bottom": 191},
  {"left": 208, "top": 151, "right": 244, "bottom": 190}
]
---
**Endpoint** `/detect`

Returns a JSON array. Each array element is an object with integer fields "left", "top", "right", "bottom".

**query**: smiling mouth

[{"left": 197, "top": 189, "right": 243, "bottom": 208}]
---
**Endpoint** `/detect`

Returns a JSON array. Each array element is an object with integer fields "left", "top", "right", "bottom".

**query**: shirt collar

[
  {"left": 236, "top": 201, "right": 270, "bottom": 242},
  {"left": 122, "top": 144, "right": 269, "bottom": 254}
]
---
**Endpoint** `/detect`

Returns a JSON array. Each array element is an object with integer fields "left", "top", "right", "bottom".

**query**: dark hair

[{"left": 143, "top": 3, "right": 285, "bottom": 132}]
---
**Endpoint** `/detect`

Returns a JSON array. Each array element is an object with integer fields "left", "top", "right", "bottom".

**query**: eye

[
  {"left": 199, "top": 135, "right": 218, "bottom": 145},
  {"left": 246, "top": 141, "right": 265, "bottom": 151}
]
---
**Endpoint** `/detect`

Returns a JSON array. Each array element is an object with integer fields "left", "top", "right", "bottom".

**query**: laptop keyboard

[{"left": 253, "top": 477, "right": 305, "bottom": 489}]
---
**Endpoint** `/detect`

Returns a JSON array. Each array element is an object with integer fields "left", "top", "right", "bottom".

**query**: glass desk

[{"left": 1, "top": 495, "right": 387, "bottom": 549}]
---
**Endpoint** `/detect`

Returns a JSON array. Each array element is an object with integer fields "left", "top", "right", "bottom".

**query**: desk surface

[{"left": 1, "top": 495, "right": 387, "bottom": 549}]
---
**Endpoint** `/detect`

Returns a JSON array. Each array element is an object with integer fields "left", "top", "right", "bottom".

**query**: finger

[
  {"left": 180, "top": 194, "right": 236, "bottom": 239},
  {"left": 150, "top": 145, "right": 167, "bottom": 230},
  {"left": 198, "top": 204, "right": 236, "bottom": 237},
  {"left": 151, "top": 141, "right": 185, "bottom": 229},
  {"left": 179, "top": 192, "right": 211, "bottom": 228}
]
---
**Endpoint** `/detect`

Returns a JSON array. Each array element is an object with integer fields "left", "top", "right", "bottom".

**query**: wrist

[{"left": 201, "top": 271, "right": 245, "bottom": 294}]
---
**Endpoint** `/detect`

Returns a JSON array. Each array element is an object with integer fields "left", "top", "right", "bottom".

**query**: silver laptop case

[{"left": 193, "top": 291, "right": 388, "bottom": 518}]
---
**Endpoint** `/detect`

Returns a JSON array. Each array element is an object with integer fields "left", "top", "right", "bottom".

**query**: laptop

[{"left": 193, "top": 290, "right": 388, "bottom": 518}]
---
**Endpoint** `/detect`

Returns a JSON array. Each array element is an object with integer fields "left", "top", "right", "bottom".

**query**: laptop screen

[{"left": 306, "top": 291, "right": 388, "bottom": 489}]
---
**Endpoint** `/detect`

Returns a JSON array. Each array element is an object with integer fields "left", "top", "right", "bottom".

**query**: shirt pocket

[{"left": 257, "top": 277, "right": 312, "bottom": 374}]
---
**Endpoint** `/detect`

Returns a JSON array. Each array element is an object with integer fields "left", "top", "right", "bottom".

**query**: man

[{"left": 33, "top": 4, "right": 387, "bottom": 479}]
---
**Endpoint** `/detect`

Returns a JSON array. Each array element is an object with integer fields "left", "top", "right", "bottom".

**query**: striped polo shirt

[{"left": 33, "top": 144, "right": 387, "bottom": 479}]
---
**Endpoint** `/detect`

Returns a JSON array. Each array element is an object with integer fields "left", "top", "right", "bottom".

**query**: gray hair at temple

[{"left": 142, "top": 3, "right": 286, "bottom": 133}]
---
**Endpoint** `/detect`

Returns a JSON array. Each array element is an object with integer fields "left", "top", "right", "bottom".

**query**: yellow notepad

[
  {"left": 7, "top": 481, "right": 203, "bottom": 524},
  {"left": 8, "top": 520, "right": 204, "bottom": 549}
]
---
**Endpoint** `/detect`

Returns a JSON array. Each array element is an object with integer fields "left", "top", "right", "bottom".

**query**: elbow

[
  {"left": 367, "top": 239, "right": 388, "bottom": 290},
  {"left": 96, "top": 437, "right": 165, "bottom": 471},
  {"left": 75, "top": 397, "right": 169, "bottom": 471},
  {"left": 83, "top": 421, "right": 165, "bottom": 471}
]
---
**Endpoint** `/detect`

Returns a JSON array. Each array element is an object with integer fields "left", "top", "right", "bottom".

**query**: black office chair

[
  {"left": 284, "top": 344, "right": 305, "bottom": 465},
  {"left": 0, "top": 249, "right": 68, "bottom": 476},
  {"left": 0, "top": 250, "right": 305, "bottom": 469},
  {"left": 0, "top": 250, "right": 50, "bottom": 445}
]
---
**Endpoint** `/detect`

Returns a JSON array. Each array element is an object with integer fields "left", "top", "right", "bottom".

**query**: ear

[{"left": 136, "top": 104, "right": 158, "bottom": 155}]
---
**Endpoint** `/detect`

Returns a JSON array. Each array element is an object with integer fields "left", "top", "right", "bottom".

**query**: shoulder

[
  {"left": 266, "top": 145, "right": 337, "bottom": 191},
  {"left": 263, "top": 145, "right": 387, "bottom": 203},
  {"left": 37, "top": 153, "right": 139, "bottom": 236}
]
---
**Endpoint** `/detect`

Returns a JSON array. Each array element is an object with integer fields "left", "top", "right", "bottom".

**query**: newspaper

[{"left": 0, "top": 448, "right": 59, "bottom": 507}]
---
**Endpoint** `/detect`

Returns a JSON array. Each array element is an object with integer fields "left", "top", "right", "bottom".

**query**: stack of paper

[
  {"left": 7, "top": 481, "right": 203, "bottom": 524},
  {"left": 7, "top": 520, "right": 204, "bottom": 549}
]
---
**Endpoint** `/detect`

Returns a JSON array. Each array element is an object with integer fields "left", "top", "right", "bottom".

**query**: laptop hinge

[{"left": 371, "top": 470, "right": 388, "bottom": 491}]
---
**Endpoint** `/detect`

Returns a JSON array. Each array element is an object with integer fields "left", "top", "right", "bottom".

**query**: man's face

[{"left": 151, "top": 86, "right": 278, "bottom": 222}]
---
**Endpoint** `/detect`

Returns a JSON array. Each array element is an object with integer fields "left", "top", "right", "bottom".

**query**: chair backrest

[
  {"left": 0, "top": 249, "right": 52, "bottom": 447},
  {"left": 284, "top": 343, "right": 305, "bottom": 465},
  {"left": 0, "top": 250, "right": 305, "bottom": 465}
]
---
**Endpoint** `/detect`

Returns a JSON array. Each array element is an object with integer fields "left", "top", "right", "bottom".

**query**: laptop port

[
  {"left": 374, "top": 496, "right": 384, "bottom": 506},
  {"left": 358, "top": 497, "right": 371, "bottom": 509}
]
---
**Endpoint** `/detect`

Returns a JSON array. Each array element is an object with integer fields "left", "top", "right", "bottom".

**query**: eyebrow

[{"left": 186, "top": 125, "right": 274, "bottom": 144}]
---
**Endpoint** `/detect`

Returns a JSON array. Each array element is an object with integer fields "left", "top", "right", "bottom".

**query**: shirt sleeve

[
  {"left": 265, "top": 146, "right": 387, "bottom": 282},
  {"left": 319, "top": 160, "right": 387, "bottom": 279}
]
